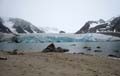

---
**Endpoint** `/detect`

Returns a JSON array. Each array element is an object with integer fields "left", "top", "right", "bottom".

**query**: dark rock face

[
  {"left": 0, "top": 18, "right": 12, "bottom": 33},
  {"left": 42, "top": 43, "right": 69, "bottom": 53},
  {"left": 76, "top": 22, "right": 90, "bottom": 34},
  {"left": 110, "top": 16, "right": 120, "bottom": 32},
  {"left": 59, "top": 31, "right": 65, "bottom": 33},
  {"left": 75, "top": 17, "right": 120, "bottom": 34},
  {"left": 13, "top": 26, "right": 26, "bottom": 33}
]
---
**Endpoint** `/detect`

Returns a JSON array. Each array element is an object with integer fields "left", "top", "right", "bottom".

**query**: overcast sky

[{"left": 0, "top": 0, "right": 120, "bottom": 33}]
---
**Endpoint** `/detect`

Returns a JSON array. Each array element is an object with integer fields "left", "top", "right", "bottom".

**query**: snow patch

[
  {"left": 89, "top": 19, "right": 106, "bottom": 28},
  {"left": 39, "top": 26, "right": 60, "bottom": 33},
  {"left": 2, "top": 17, "right": 17, "bottom": 34},
  {"left": 89, "top": 23, "right": 98, "bottom": 28}
]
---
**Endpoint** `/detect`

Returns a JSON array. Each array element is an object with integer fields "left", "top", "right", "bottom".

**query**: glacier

[{"left": 10, "top": 33, "right": 120, "bottom": 43}]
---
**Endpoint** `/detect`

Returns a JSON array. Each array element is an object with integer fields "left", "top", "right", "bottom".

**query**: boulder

[
  {"left": 56, "top": 47, "right": 69, "bottom": 52},
  {"left": 42, "top": 43, "right": 56, "bottom": 52},
  {"left": 0, "top": 57, "right": 7, "bottom": 60},
  {"left": 42, "top": 43, "right": 69, "bottom": 53}
]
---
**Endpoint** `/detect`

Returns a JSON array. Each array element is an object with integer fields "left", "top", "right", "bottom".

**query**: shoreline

[{"left": 0, "top": 52, "right": 120, "bottom": 76}]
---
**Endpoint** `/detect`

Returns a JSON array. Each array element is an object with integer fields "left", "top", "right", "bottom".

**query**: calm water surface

[{"left": 0, "top": 42, "right": 120, "bottom": 57}]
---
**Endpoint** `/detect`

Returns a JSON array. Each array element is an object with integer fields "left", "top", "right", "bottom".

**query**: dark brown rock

[
  {"left": 0, "top": 57, "right": 7, "bottom": 60},
  {"left": 42, "top": 43, "right": 69, "bottom": 53},
  {"left": 56, "top": 47, "right": 69, "bottom": 52},
  {"left": 42, "top": 43, "right": 56, "bottom": 52}
]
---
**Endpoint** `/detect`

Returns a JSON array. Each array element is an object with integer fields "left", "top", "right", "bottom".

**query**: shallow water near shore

[{"left": 0, "top": 41, "right": 120, "bottom": 57}]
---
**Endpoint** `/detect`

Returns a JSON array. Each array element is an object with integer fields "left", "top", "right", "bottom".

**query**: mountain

[
  {"left": 76, "top": 16, "right": 120, "bottom": 34},
  {"left": 0, "top": 18, "right": 12, "bottom": 33},
  {"left": 0, "top": 17, "right": 44, "bottom": 33}
]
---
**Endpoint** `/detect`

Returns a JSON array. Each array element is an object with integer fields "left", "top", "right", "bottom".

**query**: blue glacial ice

[{"left": 15, "top": 33, "right": 120, "bottom": 43}]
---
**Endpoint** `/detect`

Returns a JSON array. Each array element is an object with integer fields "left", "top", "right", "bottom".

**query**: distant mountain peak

[
  {"left": 75, "top": 16, "right": 120, "bottom": 34},
  {"left": 0, "top": 17, "right": 44, "bottom": 34}
]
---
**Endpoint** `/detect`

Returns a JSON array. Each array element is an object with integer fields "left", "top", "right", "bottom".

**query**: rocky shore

[{"left": 0, "top": 52, "right": 120, "bottom": 76}]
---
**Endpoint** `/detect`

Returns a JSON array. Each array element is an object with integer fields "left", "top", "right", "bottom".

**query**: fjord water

[
  {"left": 0, "top": 42, "right": 120, "bottom": 57},
  {"left": 0, "top": 33, "right": 120, "bottom": 57}
]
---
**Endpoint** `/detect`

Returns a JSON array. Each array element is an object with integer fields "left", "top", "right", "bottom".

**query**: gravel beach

[{"left": 0, "top": 52, "right": 120, "bottom": 76}]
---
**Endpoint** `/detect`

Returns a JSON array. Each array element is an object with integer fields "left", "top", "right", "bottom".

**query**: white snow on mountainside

[
  {"left": 89, "top": 19, "right": 106, "bottom": 28},
  {"left": 76, "top": 16, "right": 120, "bottom": 34},
  {"left": 0, "top": 17, "right": 62, "bottom": 34},
  {"left": 2, "top": 17, "right": 16, "bottom": 33},
  {"left": 38, "top": 26, "right": 60, "bottom": 33},
  {"left": 0, "top": 17, "right": 44, "bottom": 33}
]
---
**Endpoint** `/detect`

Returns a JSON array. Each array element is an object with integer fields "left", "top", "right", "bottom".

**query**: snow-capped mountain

[
  {"left": 0, "top": 17, "right": 44, "bottom": 34},
  {"left": 76, "top": 16, "right": 120, "bottom": 34}
]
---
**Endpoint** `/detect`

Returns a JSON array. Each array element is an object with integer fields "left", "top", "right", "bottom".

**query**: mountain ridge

[
  {"left": 0, "top": 17, "right": 44, "bottom": 34},
  {"left": 76, "top": 16, "right": 120, "bottom": 34}
]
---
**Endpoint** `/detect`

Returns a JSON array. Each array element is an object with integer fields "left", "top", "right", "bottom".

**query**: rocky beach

[{"left": 0, "top": 52, "right": 120, "bottom": 76}]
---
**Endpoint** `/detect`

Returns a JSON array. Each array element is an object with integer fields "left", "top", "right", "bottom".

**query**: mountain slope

[
  {"left": 76, "top": 16, "right": 120, "bottom": 34},
  {"left": 0, "top": 17, "right": 44, "bottom": 33},
  {"left": 0, "top": 18, "right": 12, "bottom": 33}
]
